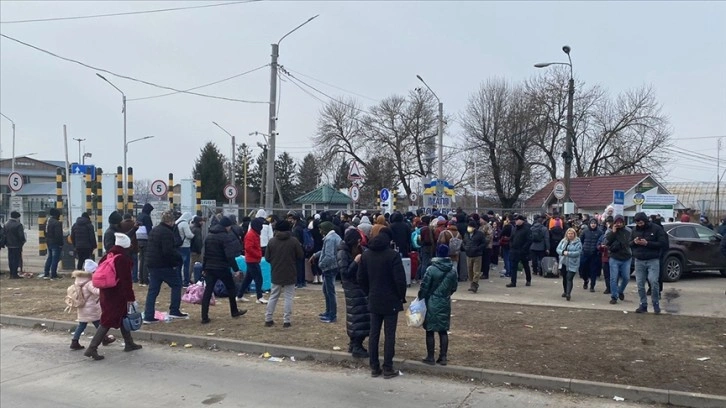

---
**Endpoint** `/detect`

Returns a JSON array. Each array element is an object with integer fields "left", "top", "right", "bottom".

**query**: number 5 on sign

[
  {"left": 7, "top": 172, "right": 23, "bottom": 192},
  {"left": 223, "top": 184, "right": 238, "bottom": 200},
  {"left": 150, "top": 180, "right": 168, "bottom": 197}
]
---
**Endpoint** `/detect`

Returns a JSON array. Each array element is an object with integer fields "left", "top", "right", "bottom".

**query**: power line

[
  {"left": 0, "top": 1, "right": 260, "bottom": 24},
  {"left": 0, "top": 33, "right": 268, "bottom": 104},
  {"left": 128, "top": 64, "right": 269, "bottom": 101},
  {"left": 670, "top": 135, "right": 725, "bottom": 140},
  {"left": 284, "top": 67, "right": 379, "bottom": 102}
]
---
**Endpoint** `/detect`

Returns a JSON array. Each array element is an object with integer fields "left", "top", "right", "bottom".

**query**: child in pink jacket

[{"left": 69, "top": 260, "right": 115, "bottom": 350}]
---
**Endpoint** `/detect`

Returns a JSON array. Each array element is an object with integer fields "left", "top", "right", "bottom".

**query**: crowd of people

[{"left": 3, "top": 204, "right": 726, "bottom": 369}]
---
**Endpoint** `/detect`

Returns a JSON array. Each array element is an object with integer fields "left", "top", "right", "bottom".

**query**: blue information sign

[
  {"left": 613, "top": 190, "right": 625, "bottom": 205},
  {"left": 70, "top": 163, "right": 96, "bottom": 179},
  {"left": 380, "top": 188, "right": 390, "bottom": 202}
]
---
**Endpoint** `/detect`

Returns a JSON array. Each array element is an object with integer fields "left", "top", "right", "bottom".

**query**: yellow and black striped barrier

[
  {"left": 168, "top": 173, "right": 174, "bottom": 209},
  {"left": 195, "top": 179, "right": 202, "bottom": 215},
  {"left": 116, "top": 167, "right": 123, "bottom": 211},
  {"left": 127, "top": 167, "right": 134, "bottom": 213},
  {"left": 95, "top": 167, "right": 103, "bottom": 257},
  {"left": 38, "top": 211, "right": 47, "bottom": 256}
]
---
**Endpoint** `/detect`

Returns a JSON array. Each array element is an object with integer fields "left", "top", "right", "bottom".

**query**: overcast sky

[{"left": 1, "top": 1, "right": 725, "bottom": 189}]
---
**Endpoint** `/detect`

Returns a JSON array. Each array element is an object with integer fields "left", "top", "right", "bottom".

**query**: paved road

[{"left": 1, "top": 327, "right": 661, "bottom": 408}]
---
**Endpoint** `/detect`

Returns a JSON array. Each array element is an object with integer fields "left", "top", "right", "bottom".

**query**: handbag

[{"left": 123, "top": 304, "right": 143, "bottom": 332}]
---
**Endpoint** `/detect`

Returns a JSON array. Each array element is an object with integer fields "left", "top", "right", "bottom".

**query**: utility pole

[
  {"left": 717, "top": 137, "right": 722, "bottom": 217},
  {"left": 265, "top": 15, "right": 319, "bottom": 213},
  {"left": 73, "top": 138, "right": 86, "bottom": 164},
  {"left": 437, "top": 101, "right": 444, "bottom": 181},
  {"left": 564, "top": 75, "right": 574, "bottom": 204}
]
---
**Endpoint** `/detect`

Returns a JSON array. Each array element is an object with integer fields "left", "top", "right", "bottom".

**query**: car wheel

[
  {"left": 663, "top": 256, "right": 683, "bottom": 282},
  {"left": 720, "top": 270, "right": 726, "bottom": 278}
]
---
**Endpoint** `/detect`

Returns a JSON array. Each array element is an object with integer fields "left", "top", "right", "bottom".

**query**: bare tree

[
  {"left": 313, "top": 97, "right": 369, "bottom": 169},
  {"left": 461, "top": 79, "right": 540, "bottom": 208},
  {"left": 133, "top": 179, "right": 153, "bottom": 205}
]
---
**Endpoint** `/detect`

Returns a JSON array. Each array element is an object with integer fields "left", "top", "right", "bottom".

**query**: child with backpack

[{"left": 68, "top": 260, "right": 115, "bottom": 350}]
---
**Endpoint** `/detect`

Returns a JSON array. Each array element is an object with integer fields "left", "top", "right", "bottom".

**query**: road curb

[{"left": 2, "top": 314, "right": 724, "bottom": 408}]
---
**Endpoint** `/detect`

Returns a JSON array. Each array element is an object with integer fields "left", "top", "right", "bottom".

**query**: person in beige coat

[{"left": 69, "top": 260, "right": 115, "bottom": 350}]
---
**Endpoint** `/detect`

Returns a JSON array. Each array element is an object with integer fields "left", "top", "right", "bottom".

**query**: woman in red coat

[{"left": 84, "top": 233, "right": 141, "bottom": 360}]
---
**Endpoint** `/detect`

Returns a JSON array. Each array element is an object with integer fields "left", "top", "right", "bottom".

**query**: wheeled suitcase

[{"left": 541, "top": 256, "right": 560, "bottom": 278}]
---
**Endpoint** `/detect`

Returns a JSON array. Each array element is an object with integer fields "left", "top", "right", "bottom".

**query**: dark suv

[{"left": 656, "top": 222, "right": 726, "bottom": 282}]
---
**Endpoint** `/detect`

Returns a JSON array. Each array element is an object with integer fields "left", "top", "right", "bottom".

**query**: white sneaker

[
  {"left": 236, "top": 296, "right": 250, "bottom": 303},
  {"left": 256, "top": 297, "right": 268, "bottom": 304}
]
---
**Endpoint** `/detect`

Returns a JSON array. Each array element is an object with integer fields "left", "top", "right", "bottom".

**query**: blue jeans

[
  {"left": 635, "top": 258, "right": 660, "bottom": 306},
  {"left": 296, "top": 258, "right": 306, "bottom": 287},
  {"left": 44, "top": 245, "right": 61, "bottom": 278},
  {"left": 609, "top": 258, "right": 631, "bottom": 301},
  {"left": 176, "top": 247, "right": 191, "bottom": 286},
  {"left": 322, "top": 268, "right": 337, "bottom": 319},
  {"left": 417, "top": 249, "right": 432, "bottom": 280},
  {"left": 72, "top": 320, "right": 99, "bottom": 340},
  {"left": 131, "top": 253, "right": 139, "bottom": 283},
  {"left": 144, "top": 267, "right": 183, "bottom": 319},
  {"left": 501, "top": 247, "right": 512, "bottom": 276}
]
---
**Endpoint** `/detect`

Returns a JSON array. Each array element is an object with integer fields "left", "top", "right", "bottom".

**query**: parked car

[{"left": 628, "top": 222, "right": 726, "bottom": 282}]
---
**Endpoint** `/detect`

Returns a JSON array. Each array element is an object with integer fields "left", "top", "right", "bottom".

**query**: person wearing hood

[
  {"left": 43, "top": 207, "right": 64, "bottom": 280},
  {"left": 630, "top": 212, "right": 668, "bottom": 314},
  {"left": 84, "top": 233, "right": 141, "bottom": 360},
  {"left": 201, "top": 216, "right": 246, "bottom": 324},
  {"left": 143, "top": 210, "right": 187, "bottom": 324},
  {"left": 136, "top": 203, "right": 154, "bottom": 285},
  {"left": 389, "top": 212, "right": 411, "bottom": 256},
  {"left": 556, "top": 228, "right": 582, "bottom": 301},
  {"left": 103, "top": 211, "right": 123, "bottom": 252},
  {"left": 358, "top": 227, "right": 407, "bottom": 379},
  {"left": 337, "top": 228, "right": 370, "bottom": 358},
  {"left": 506, "top": 215, "right": 533, "bottom": 288},
  {"left": 71, "top": 212, "right": 97, "bottom": 270},
  {"left": 528, "top": 216, "right": 550, "bottom": 277},
  {"left": 579, "top": 218, "right": 604, "bottom": 291},
  {"left": 69, "top": 260, "right": 115, "bottom": 350},
  {"left": 263, "top": 220, "right": 303, "bottom": 328},
  {"left": 358, "top": 215, "right": 373, "bottom": 238},
  {"left": 253, "top": 209, "right": 274, "bottom": 250},
  {"left": 313, "top": 221, "right": 343, "bottom": 323},
  {"left": 418, "top": 244, "right": 458, "bottom": 366},
  {"left": 309, "top": 213, "right": 324, "bottom": 284},
  {"left": 174, "top": 212, "right": 195, "bottom": 287},
  {"left": 605, "top": 215, "right": 632, "bottom": 304},
  {"left": 370, "top": 215, "right": 388, "bottom": 239},
  {"left": 237, "top": 217, "right": 268, "bottom": 304},
  {"left": 228, "top": 215, "right": 244, "bottom": 242},
  {"left": 717, "top": 216, "right": 726, "bottom": 236},
  {"left": 3, "top": 211, "right": 26, "bottom": 279}
]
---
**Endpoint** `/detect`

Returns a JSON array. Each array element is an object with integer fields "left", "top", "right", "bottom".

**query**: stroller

[{"left": 541, "top": 256, "right": 560, "bottom": 278}]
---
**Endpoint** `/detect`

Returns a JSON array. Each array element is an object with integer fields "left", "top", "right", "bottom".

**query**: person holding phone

[
  {"left": 605, "top": 215, "right": 632, "bottom": 305},
  {"left": 630, "top": 212, "right": 668, "bottom": 314}
]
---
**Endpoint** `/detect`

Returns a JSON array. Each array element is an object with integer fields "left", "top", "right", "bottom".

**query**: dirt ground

[{"left": 1, "top": 276, "right": 724, "bottom": 396}]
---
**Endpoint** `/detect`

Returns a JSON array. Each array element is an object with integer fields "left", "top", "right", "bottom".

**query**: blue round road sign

[{"left": 380, "top": 188, "right": 390, "bottom": 201}]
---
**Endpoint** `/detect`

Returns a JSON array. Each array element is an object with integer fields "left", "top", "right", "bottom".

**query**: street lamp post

[
  {"left": 265, "top": 15, "right": 319, "bottom": 212},
  {"left": 212, "top": 121, "right": 237, "bottom": 205},
  {"left": 82, "top": 152, "right": 92, "bottom": 165},
  {"left": 535, "top": 45, "right": 574, "bottom": 204},
  {"left": 415, "top": 75, "right": 444, "bottom": 182},
  {"left": 125, "top": 136, "right": 154, "bottom": 195},
  {"left": 96, "top": 73, "right": 128, "bottom": 209},
  {"left": 0, "top": 113, "right": 16, "bottom": 177},
  {"left": 72, "top": 138, "right": 86, "bottom": 164}
]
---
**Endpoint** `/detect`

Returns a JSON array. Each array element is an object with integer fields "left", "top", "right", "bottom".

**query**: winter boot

[
  {"left": 351, "top": 338, "right": 369, "bottom": 359},
  {"left": 471, "top": 281, "right": 479, "bottom": 294},
  {"left": 70, "top": 339, "right": 85, "bottom": 351},
  {"left": 422, "top": 331, "right": 435, "bottom": 365},
  {"left": 121, "top": 327, "right": 142, "bottom": 352},
  {"left": 102, "top": 335, "right": 116, "bottom": 346},
  {"left": 84, "top": 325, "right": 109, "bottom": 360},
  {"left": 467, "top": 282, "right": 475, "bottom": 292},
  {"left": 436, "top": 332, "right": 449, "bottom": 366}
]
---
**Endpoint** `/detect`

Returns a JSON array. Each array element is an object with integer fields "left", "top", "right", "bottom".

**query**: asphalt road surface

[{"left": 1, "top": 327, "right": 664, "bottom": 408}]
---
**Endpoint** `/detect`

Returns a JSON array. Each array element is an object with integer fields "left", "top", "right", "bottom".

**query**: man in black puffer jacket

[
  {"left": 579, "top": 218, "right": 603, "bottom": 291},
  {"left": 44, "top": 208, "right": 64, "bottom": 279},
  {"left": 507, "top": 215, "right": 532, "bottom": 288},
  {"left": 200, "top": 216, "right": 245, "bottom": 324},
  {"left": 143, "top": 210, "right": 186, "bottom": 323},
  {"left": 136, "top": 203, "right": 154, "bottom": 285},
  {"left": 388, "top": 212, "right": 411, "bottom": 257},
  {"left": 358, "top": 227, "right": 407, "bottom": 379},
  {"left": 630, "top": 212, "right": 668, "bottom": 314},
  {"left": 338, "top": 229, "right": 370, "bottom": 359},
  {"left": 71, "top": 212, "right": 97, "bottom": 270}
]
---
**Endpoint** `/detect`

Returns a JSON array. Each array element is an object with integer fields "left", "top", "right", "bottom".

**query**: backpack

[
  {"left": 172, "top": 222, "right": 184, "bottom": 248},
  {"left": 447, "top": 231, "right": 463, "bottom": 255},
  {"left": 302, "top": 228, "right": 315, "bottom": 253},
  {"left": 64, "top": 281, "right": 89, "bottom": 312},
  {"left": 357, "top": 229, "right": 368, "bottom": 248},
  {"left": 550, "top": 225, "right": 564, "bottom": 242},
  {"left": 93, "top": 253, "right": 119, "bottom": 289},
  {"left": 532, "top": 226, "right": 545, "bottom": 243},
  {"left": 410, "top": 228, "right": 422, "bottom": 250}
]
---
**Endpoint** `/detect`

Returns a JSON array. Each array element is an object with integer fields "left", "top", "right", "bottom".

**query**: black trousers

[
  {"left": 202, "top": 269, "right": 240, "bottom": 320},
  {"left": 369, "top": 312, "right": 398, "bottom": 371},
  {"left": 76, "top": 248, "right": 93, "bottom": 270},
  {"left": 7, "top": 248, "right": 22, "bottom": 276},
  {"left": 509, "top": 252, "right": 531, "bottom": 285}
]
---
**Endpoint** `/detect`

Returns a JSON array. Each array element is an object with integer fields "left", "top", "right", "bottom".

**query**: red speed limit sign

[
  {"left": 150, "top": 179, "right": 168, "bottom": 197},
  {"left": 7, "top": 172, "right": 23, "bottom": 192},
  {"left": 223, "top": 184, "right": 238, "bottom": 200}
]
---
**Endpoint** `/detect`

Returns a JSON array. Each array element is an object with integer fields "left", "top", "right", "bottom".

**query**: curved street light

[
  {"left": 96, "top": 73, "right": 129, "bottom": 209},
  {"left": 534, "top": 45, "right": 575, "bottom": 205},
  {"left": 415, "top": 74, "right": 444, "bottom": 182}
]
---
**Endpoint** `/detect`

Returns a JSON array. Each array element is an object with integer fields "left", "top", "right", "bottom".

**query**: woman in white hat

[{"left": 84, "top": 233, "right": 141, "bottom": 360}]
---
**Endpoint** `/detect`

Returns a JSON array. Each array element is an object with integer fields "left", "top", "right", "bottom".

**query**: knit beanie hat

[
  {"left": 436, "top": 244, "right": 449, "bottom": 258},
  {"left": 319, "top": 221, "right": 335, "bottom": 234},
  {"left": 108, "top": 211, "right": 123, "bottom": 225}
]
